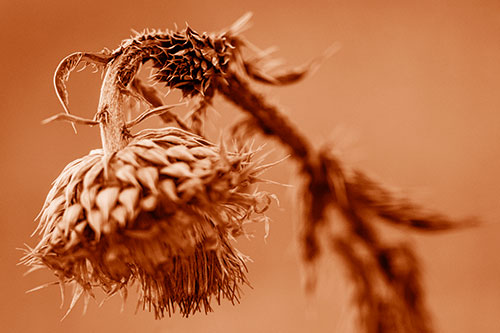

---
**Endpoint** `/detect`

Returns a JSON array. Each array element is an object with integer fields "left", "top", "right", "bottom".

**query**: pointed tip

[
  {"left": 59, "top": 278, "right": 66, "bottom": 308},
  {"left": 130, "top": 28, "right": 140, "bottom": 36},
  {"left": 323, "top": 42, "right": 342, "bottom": 59},
  {"left": 81, "top": 293, "right": 91, "bottom": 316},
  {"left": 61, "top": 284, "right": 84, "bottom": 321},
  {"left": 226, "top": 12, "right": 253, "bottom": 35},
  {"left": 25, "top": 281, "right": 58, "bottom": 294}
]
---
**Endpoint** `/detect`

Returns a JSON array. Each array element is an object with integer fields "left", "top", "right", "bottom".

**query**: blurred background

[{"left": 1, "top": 0, "right": 499, "bottom": 332}]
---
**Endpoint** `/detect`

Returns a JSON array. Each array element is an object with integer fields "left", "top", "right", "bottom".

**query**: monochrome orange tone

[{"left": 2, "top": 1, "right": 499, "bottom": 333}]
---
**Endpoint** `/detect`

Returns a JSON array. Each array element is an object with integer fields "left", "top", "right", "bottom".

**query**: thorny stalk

[{"left": 33, "top": 13, "right": 476, "bottom": 332}]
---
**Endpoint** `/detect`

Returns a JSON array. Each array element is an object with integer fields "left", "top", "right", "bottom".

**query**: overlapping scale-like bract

[{"left": 24, "top": 127, "right": 272, "bottom": 318}]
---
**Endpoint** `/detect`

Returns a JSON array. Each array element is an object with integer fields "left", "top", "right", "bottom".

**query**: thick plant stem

[
  {"left": 96, "top": 52, "right": 142, "bottom": 156},
  {"left": 97, "top": 66, "right": 129, "bottom": 156}
]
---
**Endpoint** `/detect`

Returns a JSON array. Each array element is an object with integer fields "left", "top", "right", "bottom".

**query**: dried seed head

[{"left": 22, "top": 127, "right": 273, "bottom": 318}]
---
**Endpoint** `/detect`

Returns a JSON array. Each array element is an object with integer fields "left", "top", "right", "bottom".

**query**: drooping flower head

[{"left": 23, "top": 127, "right": 273, "bottom": 318}]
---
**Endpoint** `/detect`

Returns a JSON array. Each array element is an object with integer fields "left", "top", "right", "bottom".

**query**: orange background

[{"left": 1, "top": 1, "right": 499, "bottom": 332}]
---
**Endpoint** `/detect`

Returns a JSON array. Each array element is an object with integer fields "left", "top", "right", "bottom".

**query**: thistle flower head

[{"left": 23, "top": 127, "right": 273, "bottom": 318}]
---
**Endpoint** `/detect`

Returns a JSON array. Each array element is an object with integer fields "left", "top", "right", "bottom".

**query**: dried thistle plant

[{"left": 22, "top": 13, "right": 475, "bottom": 331}]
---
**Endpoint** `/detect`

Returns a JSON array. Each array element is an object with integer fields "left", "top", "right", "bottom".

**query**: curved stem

[
  {"left": 97, "top": 65, "right": 130, "bottom": 156},
  {"left": 96, "top": 47, "right": 148, "bottom": 156},
  {"left": 218, "top": 73, "right": 315, "bottom": 167},
  {"left": 218, "top": 73, "right": 333, "bottom": 262}
]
